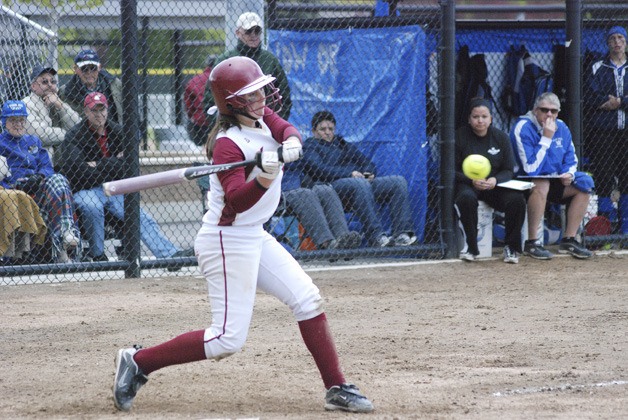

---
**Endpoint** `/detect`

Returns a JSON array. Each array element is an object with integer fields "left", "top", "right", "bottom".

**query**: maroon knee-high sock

[
  {"left": 298, "top": 313, "right": 345, "bottom": 389},
  {"left": 133, "top": 329, "right": 206, "bottom": 375}
]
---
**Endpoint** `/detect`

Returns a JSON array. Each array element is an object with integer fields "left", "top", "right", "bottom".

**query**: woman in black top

[{"left": 454, "top": 98, "right": 526, "bottom": 263}]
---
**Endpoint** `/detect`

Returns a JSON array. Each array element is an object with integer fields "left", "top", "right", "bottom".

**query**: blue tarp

[{"left": 269, "top": 25, "right": 428, "bottom": 240}]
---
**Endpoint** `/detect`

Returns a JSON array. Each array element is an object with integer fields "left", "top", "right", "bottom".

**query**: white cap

[{"left": 236, "top": 12, "right": 263, "bottom": 31}]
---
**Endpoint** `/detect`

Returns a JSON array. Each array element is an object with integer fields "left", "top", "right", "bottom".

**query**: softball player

[{"left": 112, "top": 56, "right": 373, "bottom": 414}]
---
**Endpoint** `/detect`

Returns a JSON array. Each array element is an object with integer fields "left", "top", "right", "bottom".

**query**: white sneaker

[
  {"left": 459, "top": 252, "right": 476, "bottom": 262},
  {"left": 63, "top": 230, "right": 79, "bottom": 249},
  {"left": 503, "top": 245, "right": 519, "bottom": 264},
  {"left": 377, "top": 234, "right": 391, "bottom": 247},
  {"left": 394, "top": 233, "right": 418, "bottom": 246}
]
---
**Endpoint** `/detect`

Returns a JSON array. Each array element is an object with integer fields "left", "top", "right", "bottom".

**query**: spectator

[
  {"left": 300, "top": 110, "right": 417, "bottom": 248},
  {"left": 184, "top": 55, "right": 214, "bottom": 147},
  {"left": 22, "top": 65, "right": 81, "bottom": 152},
  {"left": 1, "top": 57, "right": 30, "bottom": 103},
  {"left": 282, "top": 163, "right": 362, "bottom": 250},
  {"left": 584, "top": 26, "right": 628, "bottom": 234},
  {"left": 203, "top": 12, "right": 292, "bottom": 122},
  {"left": 455, "top": 98, "right": 526, "bottom": 263},
  {"left": 0, "top": 100, "right": 81, "bottom": 263},
  {"left": 59, "top": 49, "right": 123, "bottom": 124},
  {"left": 57, "top": 92, "right": 192, "bottom": 263},
  {"left": 510, "top": 92, "right": 594, "bottom": 260}
]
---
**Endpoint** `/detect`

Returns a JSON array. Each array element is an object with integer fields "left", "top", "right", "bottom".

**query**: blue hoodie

[{"left": 509, "top": 111, "right": 578, "bottom": 177}]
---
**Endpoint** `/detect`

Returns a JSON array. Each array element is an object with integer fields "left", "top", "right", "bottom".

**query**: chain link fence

[{"left": 0, "top": 1, "right": 625, "bottom": 283}]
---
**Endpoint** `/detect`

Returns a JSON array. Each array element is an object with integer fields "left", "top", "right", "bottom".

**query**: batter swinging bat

[
  {"left": 102, "top": 146, "right": 298, "bottom": 196},
  {"left": 103, "top": 158, "right": 257, "bottom": 196}
]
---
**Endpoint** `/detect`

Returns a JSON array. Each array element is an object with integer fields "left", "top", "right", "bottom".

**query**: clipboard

[{"left": 497, "top": 180, "right": 535, "bottom": 190}]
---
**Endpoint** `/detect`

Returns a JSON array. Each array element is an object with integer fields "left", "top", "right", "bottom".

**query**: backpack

[{"left": 502, "top": 45, "right": 553, "bottom": 117}]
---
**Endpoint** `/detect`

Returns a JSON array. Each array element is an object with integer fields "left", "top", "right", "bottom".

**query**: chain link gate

[
  {"left": 1, "top": 1, "right": 625, "bottom": 284},
  {"left": 581, "top": 1, "right": 628, "bottom": 246}
]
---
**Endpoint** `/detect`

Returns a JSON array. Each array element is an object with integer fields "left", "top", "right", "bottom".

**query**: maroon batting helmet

[{"left": 209, "top": 56, "right": 282, "bottom": 117}]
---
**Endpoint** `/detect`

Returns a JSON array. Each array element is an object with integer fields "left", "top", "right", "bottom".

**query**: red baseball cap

[{"left": 84, "top": 92, "right": 108, "bottom": 109}]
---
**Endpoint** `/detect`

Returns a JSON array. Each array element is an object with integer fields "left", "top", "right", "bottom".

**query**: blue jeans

[
  {"left": 74, "top": 187, "right": 178, "bottom": 258},
  {"left": 284, "top": 184, "right": 351, "bottom": 247},
  {"left": 332, "top": 176, "right": 414, "bottom": 245}
]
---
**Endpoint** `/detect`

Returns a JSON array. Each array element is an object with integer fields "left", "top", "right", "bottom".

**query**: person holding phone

[{"left": 299, "top": 110, "right": 417, "bottom": 247}]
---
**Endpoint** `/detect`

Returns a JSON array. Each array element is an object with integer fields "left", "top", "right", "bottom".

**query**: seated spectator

[
  {"left": 455, "top": 98, "right": 526, "bottom": 263},
  {"left": 282, "top": 162, "right": 362, "bottom": 250},
  {"left": 300, "top": 110, "right": 417, "bottom": 247},
  {"left": 59, "top": 49, "right": 123, "bottom": 124},
  {"left": 0, "top": 100, "right": 81, "bottom": 263},
  {"left": 22, "top": 64, "right": 81, "bottom": 154},
  {"left": 184, "top": 55, "right": 214, "bottom": 147},
  {"left": 57, "top": 92, "right": 192, "bottom": 263},
  {"left": 510, "top": 92, "right": 594, "bottom": 260}
]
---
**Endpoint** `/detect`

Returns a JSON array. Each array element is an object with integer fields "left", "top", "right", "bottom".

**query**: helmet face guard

[{"left": 210, "top": 56, "right": 283, "bottom": 117}]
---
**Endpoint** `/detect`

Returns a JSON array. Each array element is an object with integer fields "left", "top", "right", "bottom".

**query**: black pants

[{"left": 455, "top": 183, "right": 526, "bottom": 255}]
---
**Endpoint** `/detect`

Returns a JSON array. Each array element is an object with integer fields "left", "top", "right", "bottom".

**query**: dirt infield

[{"left": 2, "top": 252, "right": 628, "bottom": 419}]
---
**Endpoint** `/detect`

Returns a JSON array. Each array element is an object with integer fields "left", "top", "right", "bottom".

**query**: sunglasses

[
  {"left": 538, "top": 107, "right": 559, "bottom": 114},
  {"left": 37, "top": 78, "right": 57, "bottom": 86},
  {"left": 80, "top": 65, "right": 99, "bottom": 73},
  {"left": 244, "top": 27, "right": 262, "bottom": 36}
]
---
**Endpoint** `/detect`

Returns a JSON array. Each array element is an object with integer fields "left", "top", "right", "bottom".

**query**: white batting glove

[
  {"left": 279, "top": 138, "right": 303, "bottom": 163},
  {"left": 257, "top": 151, "right": 282, "bottom": 180}
]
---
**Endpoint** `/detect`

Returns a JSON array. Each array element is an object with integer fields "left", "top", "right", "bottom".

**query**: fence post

[
  {"left": 439, "top": 0, "right": 457, "bottom": 258},
  {"left": 566, "top": 0, "right": 582, "bottom": 160},
  {"left": 121, "top": 0, "right": 141, "bottom": 278}
]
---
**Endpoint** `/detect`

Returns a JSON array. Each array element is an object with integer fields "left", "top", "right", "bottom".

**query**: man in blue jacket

[
  {"left": 300, "top": 110, "right": 416, "bottom": 248},
  {"left": 584, "top": 26, "right": 628, "bottom": 234},
  {"left": 510, "top": 92, "right": 593, "bottom": 260}
]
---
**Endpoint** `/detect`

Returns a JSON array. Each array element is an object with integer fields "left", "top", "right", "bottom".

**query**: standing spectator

[
  {"left": 0, "top": 100, "right": 81, "bottom": 263},
  {"left": 183, "top": 55, "right": 214, "bottom": 147},
  {"left": 584, "top": 26, "right": 628, "bottom": 234},
  {"left": 510, "top": 92, "right": 594, "bottom": 260},
  {"left": 59, "top": 49, "right": 123, "bottom": 124},
  {"left": 300, "top": 110, "right": 417, "bottom": 248},
  {"left": 282, "top": 162, "right": 362, "bottom": 250},
  {"left": 1, "top": 57, "right": 30, "bottom": 103},
  {"left": 57, "top": 92, "right": 192, "bottom": 263},
  {"left": 203, "top": 12, "right": 292, "bottom": 122},
  {"left": 22, "top": 65, "right": 81, "bottom": 153},
  {"left": 455, "top": 98, "right": 526, "bottom": 263}
]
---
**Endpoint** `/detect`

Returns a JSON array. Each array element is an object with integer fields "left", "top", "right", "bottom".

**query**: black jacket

[
  {"left": 57, "top": 119, "right": 126, "bottom": 192},
  {"left": 59, "top": 70, "right": 121, "bottom": 124}
]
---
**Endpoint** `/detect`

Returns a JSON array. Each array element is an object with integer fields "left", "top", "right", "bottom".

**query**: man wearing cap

[
  {"left": 59, "top": 49, "right": 123, "bottom": 125},
  {"left": 202, "top": 12, "right": 292, "bottom": 123},
  {"left": 22, "top": 65, "right": 81, "bottom": 153},
  {"left": 58, "top": 92, "right": 193, "bottom": 263},
  {"left": 584, "top": 26, "right": 628, "bottom": 234}
]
